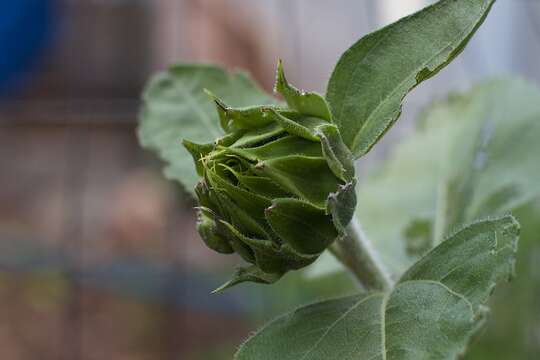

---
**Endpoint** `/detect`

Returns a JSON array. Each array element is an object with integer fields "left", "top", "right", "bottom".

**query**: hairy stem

[{"left": 331, "top": 219, "right": 393, "bottom": 291}]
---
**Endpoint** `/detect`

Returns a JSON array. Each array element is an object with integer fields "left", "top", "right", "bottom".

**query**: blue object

[{"left": 0, "top": 1, "right": 55, "bottom": 97}]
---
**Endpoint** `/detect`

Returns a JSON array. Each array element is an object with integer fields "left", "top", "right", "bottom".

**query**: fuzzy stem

[{"left": 332, "top": 219, "right": 393, "bottom": 291}]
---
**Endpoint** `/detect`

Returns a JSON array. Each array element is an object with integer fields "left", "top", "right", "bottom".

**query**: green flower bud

[{"left": 184, "top": 61, "right": 356, "bottom": 291}]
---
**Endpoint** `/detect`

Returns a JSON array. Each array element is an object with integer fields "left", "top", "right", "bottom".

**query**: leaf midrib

[{"left": 298, "top": 279, "right": 475, "bottom": 360}]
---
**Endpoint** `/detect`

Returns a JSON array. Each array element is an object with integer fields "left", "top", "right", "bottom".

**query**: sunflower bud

[{"left": 184, "top": 61, "right": 356, "bottom": 290}]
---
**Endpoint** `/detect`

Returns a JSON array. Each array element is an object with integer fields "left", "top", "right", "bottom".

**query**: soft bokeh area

[{"left": 1, "top": 1, "right": 539, "bottom": 359}]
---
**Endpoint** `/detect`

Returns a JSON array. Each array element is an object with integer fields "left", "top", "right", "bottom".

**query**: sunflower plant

[{"left": 138, "top": 1, "right": 524, "bottom": 359}]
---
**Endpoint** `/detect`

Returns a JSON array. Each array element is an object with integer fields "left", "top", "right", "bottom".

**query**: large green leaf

[
  {"left": 236, "top": 216, "right": 519, "bottom": 360},
  {"left": 326, "top": 0, "right": 495, "bottom": 158},
  {"left": 138, "top": 64, "right": 277, "bottom": 195}
]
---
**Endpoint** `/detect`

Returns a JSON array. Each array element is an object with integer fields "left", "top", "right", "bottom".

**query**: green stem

[{"left": 332, "top": 219, "right": 393, "bottom": 291}]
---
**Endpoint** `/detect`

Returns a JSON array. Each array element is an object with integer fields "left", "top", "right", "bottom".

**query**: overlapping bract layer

[{"left": 184, "top": 62, "right": 356, "bottom": 290}]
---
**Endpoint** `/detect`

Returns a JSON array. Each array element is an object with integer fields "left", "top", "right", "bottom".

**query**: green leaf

[
  {"left": 138, "top": 64, "right": 277, "bottom": 195},
  {"left": 326, "top": 0, "right": 495, "bottom": 158},
  {"left": 236, "top": 216, "right": 519, "bottom": 360},
  {"left": 465, "top": 203, "right": 540, "bottom": 358}
]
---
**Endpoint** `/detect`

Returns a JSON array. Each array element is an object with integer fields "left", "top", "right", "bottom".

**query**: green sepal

[
  {"left": 235, "top": 175, "right": 291, "bottom": 199},
  {"left": 326, "top": 181, "right": 357, "bottom": 235},
  {"left": 275, "top": 60, "right": 332, "bottom": 121},
  {"left": 213, "top": 265, "right": 283, "bottom": 293},
  {"left": 316, "top": 124, "right": 355, "bottom": 182},
  {"left": 195, "top": 207, "right": 234, "bottom": 254},
  {"left": 231, "top": 122, "right": 285, "bottom": 148},
  {"left": 182, "top": 139, "right": 215, "bottom": 176},
  {"left": 205, "top": 165, "right": 271, "bottom": 220},
  {"left": 211, "top": 188, "right": 270, "bottom": 240},
  {"left": 265, "top": 108, "right": 326, "bottom": 141},
  {"left": 205, "top": 88, "right": 284, "bottom": 132},
  {"left": 223, "top": 105, "right": 277, "bottom": 131},
  {"left": 210, "top": 194, "right": 256, "bottom": 263},
  {"left": 255, "top": 155, "right": 342, "bottom": 208},
  {"left": 194, "top": 179, "right": 217, "bottom": 209},
  {"left": 227, "top": 236, "right": 256, "bottom": 265},
  {"left": 220, "top": 220, "right": 318, "bottom": 274},
  {"left": 265, "top": 198, "right": 338, "bottom": 255},
  {"left": 226, "top": 136, "right": 322, "bottom": 161},
  {"left": 215, "top": 130, "right": 245, "bottom": 147}
]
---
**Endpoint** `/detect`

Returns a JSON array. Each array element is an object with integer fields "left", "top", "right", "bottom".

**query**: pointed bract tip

[
  {"left": 202, "top": 88, "right": 216, "bottom": 99},
  {"left": 277, "top": 59, "right": 284, "bottom": 75},
  {"left": 274, "top": 59, "right": 287, "bottom": 94},
  {"left": 276, "top": 60, "right": 286, "bottom": 82},
  {"left": 211, "top": 280, "right": 233, "bottom": 294},
  {"left": 204, "top": 88, "right": 228, "bottom": 110}
]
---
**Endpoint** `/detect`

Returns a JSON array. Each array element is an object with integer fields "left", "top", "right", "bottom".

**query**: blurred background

[{"left": 1, "top": 1, "right": 539, "bottom": 359}]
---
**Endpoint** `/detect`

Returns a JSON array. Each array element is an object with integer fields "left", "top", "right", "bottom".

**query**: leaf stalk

[{"left": 332, "top": 219, "right": 393, "bottom": 291}]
